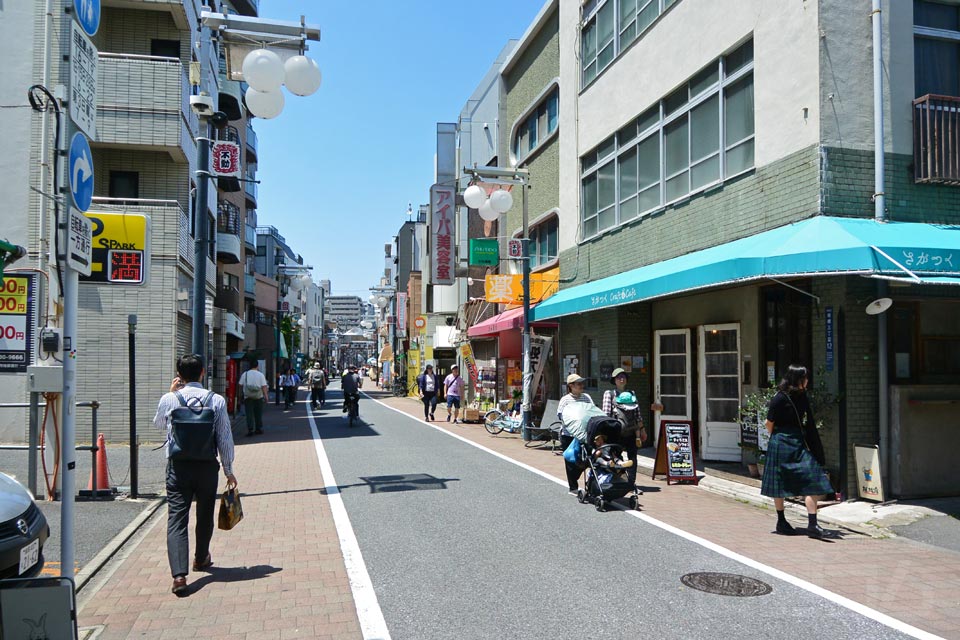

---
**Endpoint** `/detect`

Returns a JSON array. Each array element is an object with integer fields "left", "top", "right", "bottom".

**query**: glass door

[
  {"left": 654, "top": 329, "right": 692, "bottom": 447},
  {"left": 698, "top": 323, "right": 741, "bottom": 461}
]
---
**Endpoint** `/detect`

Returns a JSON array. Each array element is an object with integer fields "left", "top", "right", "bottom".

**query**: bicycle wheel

[{"left": 483, "top": 409, "right": 505, "bottom": 435}]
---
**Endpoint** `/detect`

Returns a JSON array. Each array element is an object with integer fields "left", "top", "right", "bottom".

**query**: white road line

[
  {"left": 369, "top": 395, "right": 944, "bottom": 640},
  {"left": 307, "top": 401, "right": 391, "bottom": 640}
]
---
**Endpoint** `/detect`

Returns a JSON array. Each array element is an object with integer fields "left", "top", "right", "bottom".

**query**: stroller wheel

[
  {"left": 596, "top": 498, "right": 605, "bottom": 512},
  {"left": 629, "top": 495, "right": 640, "bottom": 511},
  {"left": 577, "top": 489, "right": 586, "bottom": 504}
]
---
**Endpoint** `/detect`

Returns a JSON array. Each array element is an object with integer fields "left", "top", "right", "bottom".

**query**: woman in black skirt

[{"left": 761, "top": 365, "right": 833, "bottom": 538}]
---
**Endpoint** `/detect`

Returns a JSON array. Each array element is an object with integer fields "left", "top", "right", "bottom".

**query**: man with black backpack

[{"left": 154, "top": 354, "right": 237, "bottom": 596}]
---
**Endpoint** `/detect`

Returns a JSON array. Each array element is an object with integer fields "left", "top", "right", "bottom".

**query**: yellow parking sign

[{"left": 81, "top": 212, "right": 151, "bottom": 285}]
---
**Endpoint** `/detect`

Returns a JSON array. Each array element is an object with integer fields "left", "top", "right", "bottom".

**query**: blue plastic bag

[{"left": 562, "top": 436, "right": 581, "bottom": 464}]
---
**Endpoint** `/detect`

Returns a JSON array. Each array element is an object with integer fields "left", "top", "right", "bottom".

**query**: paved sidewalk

[
  {"left": 75, "top": 389, "right": 960, "bottom": 639},
  {"left": 78, "top": 394, "right": 361, "bottom": 639},
  {"left": 378, "top": 393, "right": 960, "bottom": 639}
]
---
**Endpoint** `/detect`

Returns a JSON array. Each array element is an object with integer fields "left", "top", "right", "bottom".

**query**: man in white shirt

[
  {"left": 154, "top": 354, "right": 237, "bottom": 595},
  {"left": 237, "top": 360, "right": 268, "bottom": 436}
]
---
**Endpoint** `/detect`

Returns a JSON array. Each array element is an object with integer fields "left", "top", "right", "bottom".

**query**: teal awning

[{"left": 532, "top": 216, "right": 960, "bottom": 321}]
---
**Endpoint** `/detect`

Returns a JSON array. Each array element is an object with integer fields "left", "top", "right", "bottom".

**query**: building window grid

[
  {"left": 518, "top": 216, "right": 559, "bottom": 270},
  {"left": 580, "top": 42, "right": 754, "bottom": 241},
  {"left": 512, "top": 87, "right": 559, "bottom": 165},
  {"left": 582, "top": 0, "right": 680, "bottom": 86}
]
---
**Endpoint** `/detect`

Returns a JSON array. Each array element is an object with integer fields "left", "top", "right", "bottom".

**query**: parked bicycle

[
  {"left": 393, "top": 378, "right": 414, "bottom": 397},
  {"left": 483, "top": 409, "right": 522, "bottom": 435}
]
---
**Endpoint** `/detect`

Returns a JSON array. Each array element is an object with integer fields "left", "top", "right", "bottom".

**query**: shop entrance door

[
  {"left": 654, "top": 329, "right": 692, "bottom": 447},
  {"left": 698, "top": 323, "right": 741, "bottom": 461}
]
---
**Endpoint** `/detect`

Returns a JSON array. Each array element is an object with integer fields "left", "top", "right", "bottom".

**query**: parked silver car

[{"left": 0, "top": 473, "right": 49, "bottom": 579}]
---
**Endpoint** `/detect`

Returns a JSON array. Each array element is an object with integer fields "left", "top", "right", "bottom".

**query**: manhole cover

[{"left": 680, "top": 572, "right": 772, "bottom": 597}]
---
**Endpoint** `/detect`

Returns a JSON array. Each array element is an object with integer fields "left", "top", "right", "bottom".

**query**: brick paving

[
  {"left": 78, "top": 395, "right": 361, "bottom": 640},
  {"left": 78, "top": 389, "right": 960, "bottom": 639}
]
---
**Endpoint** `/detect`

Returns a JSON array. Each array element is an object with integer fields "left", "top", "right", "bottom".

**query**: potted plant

[{"left": 739, "top": 386, "right": 776, "bottom": 478}]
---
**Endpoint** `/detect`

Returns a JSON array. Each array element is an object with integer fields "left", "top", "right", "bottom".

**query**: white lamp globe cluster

[
  {"left": 242, "top": 49, "right": 322, "bottom": 119},
  {"left": 463, "top": 184, "right": 513, "bottom": 221}
]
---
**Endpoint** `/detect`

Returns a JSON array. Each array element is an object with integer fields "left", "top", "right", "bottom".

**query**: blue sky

[{"left": 253, "top": 0, "right": 544, "bottom": 297}]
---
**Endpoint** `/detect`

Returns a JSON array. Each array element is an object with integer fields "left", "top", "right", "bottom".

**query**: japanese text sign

[
  {"left": 430, "top": 184, "right": 456, "bottom": 285},
  {"left": 484, "top": 274, "right": 522, "bottom": 304},
  {"left": 81, "top": 212, "right": 151, "bottom": 285},
  {"left": 211, "top": 141, "right": 241, "bottom": 178},
  {"left": 0, "top": 275, "right": 34, "bottom": 372}
]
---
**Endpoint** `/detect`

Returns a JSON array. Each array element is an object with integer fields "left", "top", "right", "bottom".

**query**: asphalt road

[{"left": 315, "top": 384, "right": 912, "bottom": 640}]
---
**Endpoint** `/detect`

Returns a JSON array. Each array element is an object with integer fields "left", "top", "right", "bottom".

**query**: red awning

[{"left": 467, "top": 306, "right": 557, "bottom": 338}]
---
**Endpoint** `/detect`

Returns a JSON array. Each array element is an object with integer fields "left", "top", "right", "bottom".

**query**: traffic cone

[{"left": 86, "top": 433, "right": 114, "bottom": 496}]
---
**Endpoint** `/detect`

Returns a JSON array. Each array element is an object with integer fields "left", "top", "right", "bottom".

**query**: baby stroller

[{"left": 576, "top": 415, "right": 641, "bottom": 512}]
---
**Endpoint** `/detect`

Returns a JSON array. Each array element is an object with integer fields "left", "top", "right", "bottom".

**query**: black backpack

[{"left": 169, "top": 391, "right": 218, "bottom": 462}]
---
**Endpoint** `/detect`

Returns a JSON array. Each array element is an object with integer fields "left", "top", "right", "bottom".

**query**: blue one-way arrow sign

[{"left": 69, "top": 132, "right": 94, "bottom": 213}]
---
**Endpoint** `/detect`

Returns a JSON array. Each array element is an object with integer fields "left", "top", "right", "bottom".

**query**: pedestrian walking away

[
  {"left": 154, "top": 354, "right": 237, "bottom": 596},
  {"left": 280, "top": 368, "right": 300, "bottom": 410},
  {"left": 761, "top": 364, "right": 833, "bottom": 538},
  {"left": 238, "top": 359, "right": 268, "bottom": 436},
  {"left": 558, "top": 373, "right": 596, "bottom": 495},
  {"left": 443, "top": 364, "right": 465, "bottom": 423},
  {"left": 417, "top": 364, "right": 439, "bottom": 421},
  {"left": 306, "top": 361, "right": 328, "bottom": 409}
]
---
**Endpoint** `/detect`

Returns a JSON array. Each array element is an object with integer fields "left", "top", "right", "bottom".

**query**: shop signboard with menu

[{"left": 652, "top": 420, "right": 699, "bottom": 485}]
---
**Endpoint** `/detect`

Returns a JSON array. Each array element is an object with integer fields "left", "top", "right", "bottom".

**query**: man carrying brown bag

[{"left": 154, "top": 354, "right": 238, "bottom": 596}]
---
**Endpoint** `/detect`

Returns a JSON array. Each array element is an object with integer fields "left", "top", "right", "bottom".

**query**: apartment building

[
  {"left": 524, "top": 0, "right": 960, "bottom": 498},
  {"left": 0, "top": 0, "right": 265, "bottom": 442},
  {"left": 325, "top": 295, "right": 364, "bottom": 330}
]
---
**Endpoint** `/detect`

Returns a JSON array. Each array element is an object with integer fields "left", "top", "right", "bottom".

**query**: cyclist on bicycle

[{"left": 341, "top": 364, "right": 362, "bottom": 417}]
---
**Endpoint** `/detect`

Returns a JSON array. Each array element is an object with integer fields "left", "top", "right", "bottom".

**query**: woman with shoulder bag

[{"left": 761, "top": 364, "right": 833, "bottom": 538}]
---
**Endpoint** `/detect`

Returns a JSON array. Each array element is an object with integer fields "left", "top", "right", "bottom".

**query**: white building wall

[{"left": 559, "top": 0, "right": 821, "bottom": 253}]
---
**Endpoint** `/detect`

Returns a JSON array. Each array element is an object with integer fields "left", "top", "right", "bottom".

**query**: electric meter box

[{"left": 27, "top": 365, "right": 63, "bottom": 393}]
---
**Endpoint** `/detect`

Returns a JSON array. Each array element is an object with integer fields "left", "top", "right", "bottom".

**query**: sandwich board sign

[{"left": 652, "top": 421, "right": 699, "bottom": 485}]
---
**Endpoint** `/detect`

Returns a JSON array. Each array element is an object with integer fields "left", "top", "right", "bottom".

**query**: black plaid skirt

[{"left": 760, "top": 431, "right": 833, "bottom": 498}]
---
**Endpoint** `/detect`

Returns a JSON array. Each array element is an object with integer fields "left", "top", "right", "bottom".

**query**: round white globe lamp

[
  {"left": 245, "top": 87, "right": 284, "bottom": 119},
  {"left": 284, "top": 55, "right": 322, "bottom": 96},
  {"left": 489, "top": 189, "right": 514, "bottom": 214},
  {"left": 463, "top": 184, "right": 487, "bottom": 209},
  {"left": 242, "top": 49, "right": 285, "bottom": 93},
  {"left": 478, "top": 199, "right": 498, "bottom": 222}
]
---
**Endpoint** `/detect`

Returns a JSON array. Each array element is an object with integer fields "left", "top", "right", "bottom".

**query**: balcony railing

[
  {"left": 246, "top": 124, "right": 258, "bottom": 156},
  {"left": 914, "top": 94, "right": 960, "bottom": 185},
  {"left": 244, "top": 175, "right": 258, "bottom": 202},
  {"left": 215, "top": 285, "right": 242, "bottom": 313},
  {"left": 244, "top": 223, "right": 257, "bottom": 249},
  {"left": 97, "top": 53, "right": 194, "bottom": 161},
  {"left": 244, "top": 273, "right": 257, "bottom": 296},
  {"left": 217, "top": 201, "right": 241, "bottom": 235},
  {"left": 217, "top": 125, "right": 240, "bottom": 144}
]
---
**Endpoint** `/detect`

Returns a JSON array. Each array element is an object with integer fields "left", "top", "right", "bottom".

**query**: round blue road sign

[
  {"left": 74, "top": 0, "right": 101, "bottom": 36},
  {"left": 69, "top": 132, "right": 95, "bottom": 212}
]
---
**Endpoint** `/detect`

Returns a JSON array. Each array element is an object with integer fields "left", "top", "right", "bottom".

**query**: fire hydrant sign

[
  {"left": 0, "top": 275, "right": 34, "bottom": 373},
  {"left": 430, "top": 184, "right": 455, "bottom": 285}
]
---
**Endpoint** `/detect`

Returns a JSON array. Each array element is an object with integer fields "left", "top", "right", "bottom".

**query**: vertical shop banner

[
  {"left": 529, "top": 335, "right": 552, "bottom": 398},
  {"left": 0, "top": 275, "right": 34, "bottom": 373},
  {"left": 211, "top": 141, "right": 241, "bottom": 177},
  {"left": 430, "top": 184, "right": 455, "bottom": 285},
  {"left": 396, "top": 292, "right": 407, "bottom": 338},
  {"left": 459, "top": 342, "right": 478, "bottom": 386}
]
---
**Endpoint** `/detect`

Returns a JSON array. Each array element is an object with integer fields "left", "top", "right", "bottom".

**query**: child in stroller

[{"left": 576, "top": 416, "right": 641, "bottom": 512}]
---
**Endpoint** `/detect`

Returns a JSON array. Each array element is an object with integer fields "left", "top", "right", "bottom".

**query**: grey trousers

[
  {"left": 244, "top": 398, "right": 264, "bottom": 432},
  {"left": 166, "top": 459, "right": 220, "bottom": 577}
]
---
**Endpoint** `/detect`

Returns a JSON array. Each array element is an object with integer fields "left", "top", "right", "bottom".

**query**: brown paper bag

[{"left": 217, "top": 487, "right": 243, "bottom": 530}]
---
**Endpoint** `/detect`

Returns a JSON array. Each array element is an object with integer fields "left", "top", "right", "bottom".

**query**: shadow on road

[{"left": 186, "top": 564, "right": 282, "bottom": 595}]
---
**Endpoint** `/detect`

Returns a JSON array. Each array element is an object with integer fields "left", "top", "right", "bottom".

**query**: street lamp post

[
  {"left": 190, "top": 11, "right": 322, "bottom": 359},
  {"left": 463, "top": 167, "right": 531, "bottom": 433}
]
